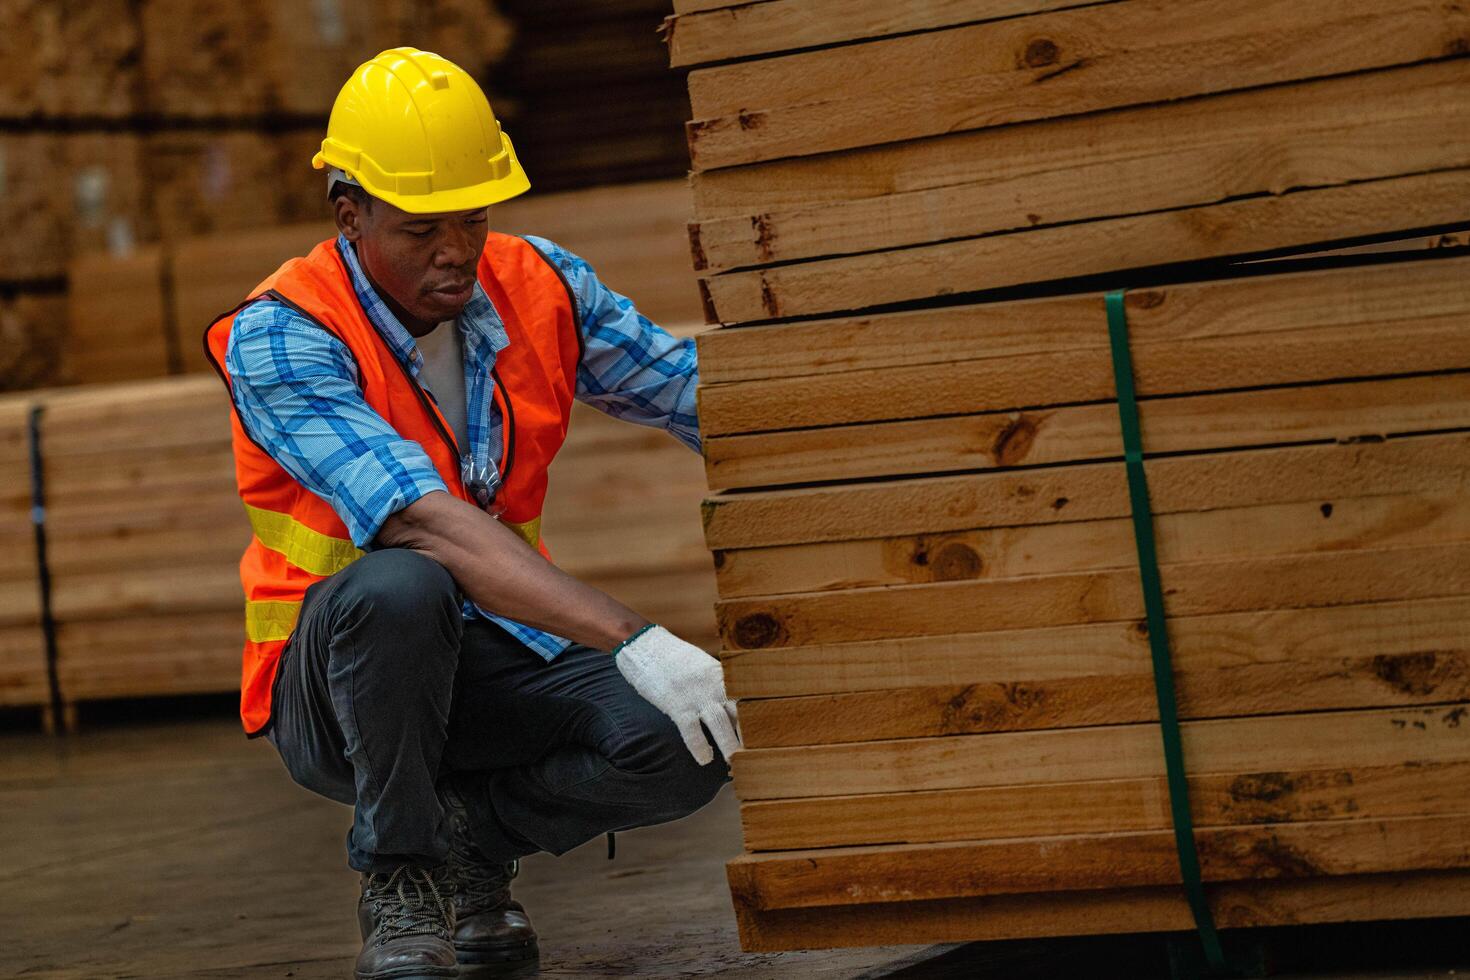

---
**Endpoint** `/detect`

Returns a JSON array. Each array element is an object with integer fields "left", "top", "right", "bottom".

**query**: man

[{"left": 203, "top": 48, "right": 741, "bottom": 980}]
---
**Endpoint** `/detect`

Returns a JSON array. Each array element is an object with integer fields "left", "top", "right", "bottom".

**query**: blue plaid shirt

[{"left": 224, "top": 233, "right": 701, "bottom": 660}]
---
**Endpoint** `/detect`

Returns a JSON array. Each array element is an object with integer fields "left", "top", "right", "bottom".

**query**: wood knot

[
  {"left": 732, "top": 612, "right": 782, "bottom": 649},
  {"left": 992, "top": 414, "right": 1039, "bottom": 466},
  {"left": 931, "top": 542, "right": 982, "bottom": 581},
  {"left": 1371, "top": 652, "right": 1441, "bottom": 696},
  {"left": 1023, "top": 38, "right": 1059, "bottom": 68},
  {"left": 1131, "top": 289, "right": 1166, "bottom": 310},
  {"left": 1227, "top": 771, "right": 1295, "bottom": 805}
]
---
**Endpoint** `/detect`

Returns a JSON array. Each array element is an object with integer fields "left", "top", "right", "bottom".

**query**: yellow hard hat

[{"left": 313, "top": 47, "right": 529, "bottom": 214}]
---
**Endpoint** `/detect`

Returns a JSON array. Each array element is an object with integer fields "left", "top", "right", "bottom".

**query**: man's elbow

[{"left": 373, "top": 490, "right": 451, "bottom": 553}]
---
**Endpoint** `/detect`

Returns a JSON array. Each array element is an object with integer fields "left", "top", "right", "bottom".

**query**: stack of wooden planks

[
  {"left": 493, "top": 0, "right": 693, "bottom": 190},
  {"left": 40, "top": 377, "right": 249, "bottom": 707},
  {"left": 665, "top": 0, "right": 1470, "bottom": 953},
  {"left": 0, "top": 394, "right": 47, "bottom": 716}
]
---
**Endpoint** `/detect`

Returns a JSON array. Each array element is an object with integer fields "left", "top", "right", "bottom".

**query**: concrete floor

[{"left": 4, "top": 710, "right": 1469, "bottom": 979}]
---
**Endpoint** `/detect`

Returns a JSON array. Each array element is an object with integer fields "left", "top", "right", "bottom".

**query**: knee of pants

[
  {"left": 330, "top": 548, "right": 463, "bottom": 647},
  {"left": 610, "top": 713, "right": 732, "bottom": 815}
]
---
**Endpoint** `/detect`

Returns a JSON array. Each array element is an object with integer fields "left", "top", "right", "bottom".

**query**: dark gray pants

[{"left": 265, "top": 548, "right": 731, "bottom": 873}]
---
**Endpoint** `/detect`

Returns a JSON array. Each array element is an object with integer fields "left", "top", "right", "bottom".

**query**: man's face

[{"left": 334, "top": 191, "right": 490, "bottom": 335}]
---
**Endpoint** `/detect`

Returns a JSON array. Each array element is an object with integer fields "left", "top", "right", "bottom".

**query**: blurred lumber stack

[
  {"left": 493, "top": 0, "right": 692, "bottom": 190},
  {"left": 0, "top": 0, "right": 510, "bottom": 392},
  {"left": 41, "top": 376, "right": 249, "bottom": 705},
  {"left": 666, "top": 0, "right": 1470, "bottom": 952},
  {"left": 0, "top": 395, "right": 46, "bottom": 712}
]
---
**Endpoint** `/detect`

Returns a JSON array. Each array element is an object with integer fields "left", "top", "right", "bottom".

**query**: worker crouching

[{"left": 202, "top": 48, "right": 740, "bottom": 979}]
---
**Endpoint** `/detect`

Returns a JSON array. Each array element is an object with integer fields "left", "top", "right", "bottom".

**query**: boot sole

[
  {"left": 457, "top": 960, "right": 540, "bottom": 980},
  {"left": 354, "top": 967, "right": 459, "bottom": 980},
  {"left": 458, "top": 937, "right": 540, "bottom": 980},
  {"left": 457, "top": 939, "right": 540, "bottom": 965}
]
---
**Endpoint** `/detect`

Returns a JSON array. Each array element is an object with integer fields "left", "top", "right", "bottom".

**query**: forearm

[{"left": 375, "top": 490, "right": 650, "bottom": 650}]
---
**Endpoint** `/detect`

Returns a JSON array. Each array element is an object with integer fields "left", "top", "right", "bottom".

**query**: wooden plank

[
  {"left": 689, "top": 61, "right": 1470, "bottom": 272},
  {"left": 65, "top": 247, "right": 170, "bottom": 385},
  {"left": 685, "top": 0, "right": 1470, "bottom": 171},
  {"left": 694, "top": 252, "right": 1470, "bottom": 387},
  {"left": 49, "top": 564, "right": 242, "bottom": 621},
  {"left": 666, "top": 0, "right": 1101, "bottom": 67},
  {"left": 732, "top": 869, "right": 1470, "bottom": 951},
  {"left": 723, "top": 595, "right": 1470, "bottom": 699},
  {"left": 739, "top": 648, "right": 1470, "bottom": 747},
  {"left": 690, "top": 56, "right": 1469, "bottom": 221},
  {"left": 718, "top": 540, "right": 1470, "bottom": 652},
  {"left": 730, "top": 813, "right": 1470, "bottom": 910},
  {"left": 705, "top": 372, "right": 1470, "bottom": 490},
  {"left": 671, "top": 0, "right": 763, "bottom": 16},
  {"left": 0, "top": 625, "right": 48, "bottom": 708},
  {"left": 703, "top": 316, "right": 1470, "bottom": 437},
  {"left": 702, "top": 432, "right": 1470, "bottom": 550},
  {"left": 55, "top": 612, "right": 242, "bottom": 701},
  {"left": 698, "top": 167, "right": 1470, "bottom": 323},
  {"left": 740, "top": 759, "right": 1470, "bottom": 851},
  {"left": 731, "top": 705, "right": 1470, "bottom": 801},
  {"left": 716, "top": 490, "right": 1470, "bottom": 598}
]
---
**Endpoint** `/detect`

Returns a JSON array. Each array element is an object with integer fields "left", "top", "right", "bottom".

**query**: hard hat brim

[{"left": 372, "top": 165, "right": 532, "bottom": 215}]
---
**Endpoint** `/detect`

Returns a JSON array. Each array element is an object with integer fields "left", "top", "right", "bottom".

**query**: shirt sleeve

[
  {"left": 224, "top": 299, "right": 449, "bottom": 549},
  {"left": 524, "top": 235, "right": 702, "bottom": 455}
]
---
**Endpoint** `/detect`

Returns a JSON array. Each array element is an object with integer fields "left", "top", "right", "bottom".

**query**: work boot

[
  {"left": 440, "top": 777, "right": 540, "bottom": 974},
  {"left": 355, "top": 864, "right": 459, "bottom": 980}
]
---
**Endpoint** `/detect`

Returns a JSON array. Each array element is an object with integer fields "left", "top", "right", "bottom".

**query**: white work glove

[{"left": 613, "top": 624, "right": 742, "bottom": 766}]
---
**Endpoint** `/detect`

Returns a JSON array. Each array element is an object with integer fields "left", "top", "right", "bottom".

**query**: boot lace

[
  {"left": 449, "top": 829, "right": 518, "bottom": 914},
  {"left": 365, "top": 865, "right": 455, "bottom": 944}
]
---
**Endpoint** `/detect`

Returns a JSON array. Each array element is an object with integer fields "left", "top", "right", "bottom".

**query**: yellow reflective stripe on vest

[
  {"left": 244, "top": 502, "right": 363, "bottom": 576},
  {"left": 505, "top": 515, "right": 541, "bottom": 550},
  {"left": 244, "top": 599, "right": 302, "bottom": 643}
]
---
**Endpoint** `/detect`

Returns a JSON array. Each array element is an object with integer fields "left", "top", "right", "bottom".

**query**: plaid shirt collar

[{"left": 335, "top": 232, "right": 510, "bottom": 375}]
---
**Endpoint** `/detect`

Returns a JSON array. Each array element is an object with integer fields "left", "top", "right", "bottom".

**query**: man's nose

[{"left": 435, "top": 222, "right": 477, "bottom": 268}]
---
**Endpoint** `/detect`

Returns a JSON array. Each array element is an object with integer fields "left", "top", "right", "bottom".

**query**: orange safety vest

[{"left": 203, "top": 234, "right": 581, "bottom": 735}]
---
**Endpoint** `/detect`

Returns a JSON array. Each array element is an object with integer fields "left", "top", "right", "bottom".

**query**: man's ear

[{"left": 334, "top": 195, "right": 363, "bottom": 242}]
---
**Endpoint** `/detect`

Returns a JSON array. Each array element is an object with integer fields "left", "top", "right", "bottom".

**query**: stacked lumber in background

[
  {"left": 0, "top": 329, "right": 715, "bottom": 724},
  {"left": 65, "top": 178, "right": 706, "bottom": 383},
  {"left": 667, "top": 0, "right": 1470, "bottom": 953},
  {"left": 0, "top": 395, "right": 47, "bottom": 716},
  {"left": 493, "top": 0, "right": 693, "bottom": 190},
  {"left": 2, "top": 0, "right": 702, "bottom": 393}
]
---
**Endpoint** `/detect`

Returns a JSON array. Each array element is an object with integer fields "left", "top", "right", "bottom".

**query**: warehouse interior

[{"left": 6, "top": 1, "right": 1470, "bottom": 977}]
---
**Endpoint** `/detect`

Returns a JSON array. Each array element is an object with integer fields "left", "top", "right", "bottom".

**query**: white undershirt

[{"left": 415, "top": 319, "right": 470, "bottom": 455}]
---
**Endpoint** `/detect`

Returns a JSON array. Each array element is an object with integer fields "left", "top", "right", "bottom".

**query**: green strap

[{"left": 1105, "top": 290, "right": 1228, "bottom": 973}]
